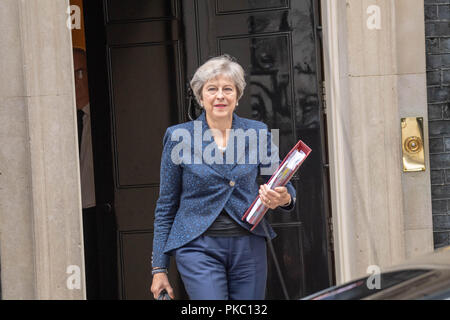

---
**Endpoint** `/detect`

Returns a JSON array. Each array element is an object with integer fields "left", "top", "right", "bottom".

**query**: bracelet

[{"left": 152, "top": 268, "right": 168, "bottom": 275}]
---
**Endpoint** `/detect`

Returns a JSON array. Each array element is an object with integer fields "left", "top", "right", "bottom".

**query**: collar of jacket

[
  {"left": 196, "top": 110, "right": 246, "bottom": 132},
  {"left": 194, "top": 111, "right": 249, "bottom": 179}
]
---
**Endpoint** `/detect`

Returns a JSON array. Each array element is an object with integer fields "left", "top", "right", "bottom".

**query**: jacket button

[{"left": 229, "top": 180, "right": 235, "bottom": 187}]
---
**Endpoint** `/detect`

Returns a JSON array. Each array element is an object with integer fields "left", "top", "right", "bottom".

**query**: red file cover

[{"left": 242, "top": 139, "right": 312, "bottom": 230}]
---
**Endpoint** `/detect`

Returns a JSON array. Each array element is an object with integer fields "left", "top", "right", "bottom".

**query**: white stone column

[
  {"left": 394, "top": 0, "right": 434, "bottom": 261},
  {"left": 321, "top": 0, "right": 433, "bottom": 284},
  {"left": 0, "top": 0, "right": 85, "bottom": 299}
]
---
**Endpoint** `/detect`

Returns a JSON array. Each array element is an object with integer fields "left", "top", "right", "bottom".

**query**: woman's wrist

[{"left": 281, "top": 195, "right": 292, "bottom": 207}]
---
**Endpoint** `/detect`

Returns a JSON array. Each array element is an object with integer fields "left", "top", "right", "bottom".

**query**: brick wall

[{"left": 425, "top": 0, "right": 450, "bottom": 248}]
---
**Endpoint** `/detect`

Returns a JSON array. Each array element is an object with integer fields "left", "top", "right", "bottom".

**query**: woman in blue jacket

[{"left": 150, "top": 55, "right": 296, "bottom": 300}]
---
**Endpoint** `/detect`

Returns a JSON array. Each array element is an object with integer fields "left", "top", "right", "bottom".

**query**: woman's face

[{"left": 201, "top": 75, "right": 238, "bottom": 122}]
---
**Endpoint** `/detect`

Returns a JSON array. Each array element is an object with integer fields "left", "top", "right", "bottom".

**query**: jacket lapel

[
  {"left": 229, "top": 114, "right": 247, "bottom": 171},
  {"left": 194, "top": 111, "right": 247, "bottom": 180}
]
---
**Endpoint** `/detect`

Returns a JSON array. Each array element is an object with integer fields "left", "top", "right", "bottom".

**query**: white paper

[
  {"left": 246, "top": 149, "right": 307, "bottom": 224},
  {"left": 286, "top": 150, "right": 305, "bottom": 170}
]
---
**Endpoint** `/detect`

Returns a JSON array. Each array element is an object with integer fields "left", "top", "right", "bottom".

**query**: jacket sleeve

[
  {"left": 258, "top": 125, "right": 296, "bottom": 213},
  {"left": 151, "top": 128, "right": 182, "bottom": 269}
]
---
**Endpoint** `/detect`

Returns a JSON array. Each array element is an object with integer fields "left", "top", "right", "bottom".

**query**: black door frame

[
  {"left": 83, "top": 0, "right": 119, "bottom": 299},
  {"left": 313, "top": 0, "right": 336, "bottom": 287}
]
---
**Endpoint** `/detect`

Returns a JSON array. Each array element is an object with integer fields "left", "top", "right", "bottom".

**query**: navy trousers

[{"left": 174, "top": 234, "right": 267, "bottom": 300}]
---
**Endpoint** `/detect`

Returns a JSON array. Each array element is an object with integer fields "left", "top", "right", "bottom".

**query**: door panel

[
  {"left": 106, "top": 0, "right": 177, "bottom": 22},
  {"left": 109, "top": 44, "right": 180, "bottom": 186},
  {"left": 217, "top": 0, "right": 289, "bottom": 13},
  {"left": 103, "top": 0, "right": 187, "bottom": 299},
  {"left": 118, "top": 231, "right": 185, "bottom": 299},
  {"left": 114, "top": 188, "right": 158, "bottom": 230},
  {"left": 267, "top": 224, "right": 306, "bottom": 299}
]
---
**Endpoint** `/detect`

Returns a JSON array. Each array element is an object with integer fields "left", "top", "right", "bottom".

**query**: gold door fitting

[{"left": 401, "top": 117, "right": 425, "bottom": 172}]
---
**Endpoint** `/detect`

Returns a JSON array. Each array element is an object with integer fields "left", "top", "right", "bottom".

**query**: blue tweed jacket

[{"left": 152, "top": 111, "right": 296, "bottom": 268}]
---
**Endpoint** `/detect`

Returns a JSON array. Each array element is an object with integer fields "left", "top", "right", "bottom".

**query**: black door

[
  {"left": 84, "top": 0, "right": 332, "bottom": 299},
  {"left": 183, "top": 0, "right": 333, "bottom": 299},
  {"left": 84, "top": 0, "right": 188, "bottom": 299}
]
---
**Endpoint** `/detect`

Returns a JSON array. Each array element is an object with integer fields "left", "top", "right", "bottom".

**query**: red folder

[{"left": 242, "top": 139, "right": 312, "bottom": 230}]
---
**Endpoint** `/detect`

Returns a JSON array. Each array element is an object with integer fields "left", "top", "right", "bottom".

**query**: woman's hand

[
  {"left": 259, "top": 184, "right": 291, "bottom": 210},
  {"left": 150, "top": 272, "right": 175, "bottom": 300}
]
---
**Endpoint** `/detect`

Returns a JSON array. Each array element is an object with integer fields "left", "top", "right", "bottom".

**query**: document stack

[{"left": 242, "top": 140, "right": 312, "bottom": 230}]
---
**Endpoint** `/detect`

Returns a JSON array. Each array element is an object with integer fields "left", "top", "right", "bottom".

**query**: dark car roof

[{"left": 303, "top": 246, "right": 450, "bottom": 300}]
